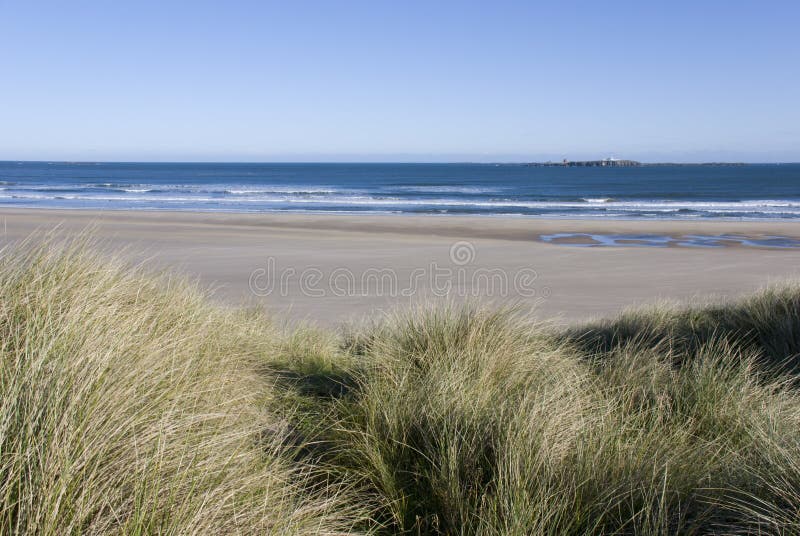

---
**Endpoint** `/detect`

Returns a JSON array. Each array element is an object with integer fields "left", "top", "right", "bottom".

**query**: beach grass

[
  {"left": 0, "top": 236, "right": 368, "bottom": 535},
  {"left": 2, "top": 237, "right": 800, "bottom": 534}
]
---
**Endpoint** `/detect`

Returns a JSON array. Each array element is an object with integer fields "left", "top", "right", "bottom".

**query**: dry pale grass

[
  {"left": 0, "top": 235, "right": 370, "bottom": 535},
  {"left": 280, "top": 302, "right": 800, "bottom": 534}
]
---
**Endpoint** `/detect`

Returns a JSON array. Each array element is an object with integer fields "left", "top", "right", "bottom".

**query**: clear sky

[{"left": 1, "top": 0, "right": 798, "bottom": 162}]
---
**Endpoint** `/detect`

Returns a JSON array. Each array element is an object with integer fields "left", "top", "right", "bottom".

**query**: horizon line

[{"left": 2, "top": 159, "right": 799, "bottom": 166}]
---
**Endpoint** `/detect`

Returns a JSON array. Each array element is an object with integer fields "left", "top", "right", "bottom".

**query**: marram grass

[
  {"left": 0, "top": 237, "right": 368, "bottom": 535},
  {"left": 2, "top": 237, "right": 800, "bottom": 535}
]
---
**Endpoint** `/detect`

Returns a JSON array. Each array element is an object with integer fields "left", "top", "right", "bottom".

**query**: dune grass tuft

[
  {"left": 0, "top": 236, "right": 369, "bottom": 535},
  {"left": 280, "top": 302, "right": 800, "bottom": 534},
  {"left": 566, "top": 286, "right": 800, "bottom": 373}
]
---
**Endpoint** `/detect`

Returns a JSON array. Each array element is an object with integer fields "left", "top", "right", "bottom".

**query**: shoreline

[
  {"left": 3, "top": 206, "right": 800, "bottom": 241},
  {"left": 1, "top": 208, "right": 800, "bottom": 325}
]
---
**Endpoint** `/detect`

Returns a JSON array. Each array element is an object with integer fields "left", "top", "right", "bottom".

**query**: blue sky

[{"left": 1, "top": 0, "right": 798, "bottom": 162}]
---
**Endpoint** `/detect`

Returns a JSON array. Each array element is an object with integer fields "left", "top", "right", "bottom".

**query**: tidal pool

[{"left": 539, "top": 233, "right": 800, "bottom": 249}]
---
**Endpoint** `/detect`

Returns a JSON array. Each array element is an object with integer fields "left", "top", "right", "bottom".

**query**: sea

[{"left": 1, "top": 161, "right": 800, "bottom": 220}]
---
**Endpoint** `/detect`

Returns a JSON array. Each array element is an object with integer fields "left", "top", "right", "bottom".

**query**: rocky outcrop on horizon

[{"left": 527, "top": 159, "right": 641, "bottom": 167}]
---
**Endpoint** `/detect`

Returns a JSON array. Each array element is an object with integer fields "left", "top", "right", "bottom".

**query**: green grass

[{"left": 2, "top": 236, "right": 800, "bottom": 534}]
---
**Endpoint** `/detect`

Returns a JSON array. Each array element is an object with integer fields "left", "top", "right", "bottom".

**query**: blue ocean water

[{"left": 1, "top": 161, "right": 800, "bottom": 219}]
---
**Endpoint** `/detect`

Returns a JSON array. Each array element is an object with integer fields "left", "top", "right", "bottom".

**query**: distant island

[
  {"left": 528, "top": 158, "right": 640, "bottom": 167},
  {"left": 523, "top": 158, "right": 747, "bottom": 167}
]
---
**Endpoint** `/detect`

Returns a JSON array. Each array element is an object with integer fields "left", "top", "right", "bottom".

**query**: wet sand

[{"left": 1, "top": 208, "right": 799, "bottom": 326}]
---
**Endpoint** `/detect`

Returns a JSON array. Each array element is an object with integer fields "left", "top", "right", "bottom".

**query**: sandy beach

[{"left": 1, "top": 208, "right": 798, "bottom": 326}]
